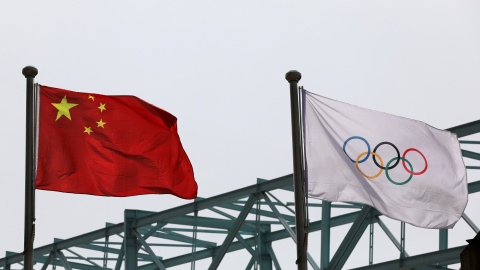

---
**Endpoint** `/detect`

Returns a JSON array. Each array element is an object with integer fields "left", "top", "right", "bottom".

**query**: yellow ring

[{"left": 356, "top": 152, "right": 383, "bottom": 179}]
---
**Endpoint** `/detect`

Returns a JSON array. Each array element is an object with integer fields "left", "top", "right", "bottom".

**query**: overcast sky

[{"left": 1, "top": 1, "right": 480, "bottom": 269}]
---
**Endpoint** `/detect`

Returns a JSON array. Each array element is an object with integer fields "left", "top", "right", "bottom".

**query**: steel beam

[
  {"left": 168, "top": 216, "right": 257, "bottom": 233},
  {"left": 236, "top": 233, "right": 256, "bottom": 256},
  {"left": 369, "top": 222, "right": 374, "bottom": 265},
  {"left": 124, "top": 210, "right": 138, "bottom": 270},
  {"left": 400, "top": 222, "right": 406, "bottom": 260},
  {"left": 191, "top": 210, "right": 198, "bottom": 270},
  {"left": 208, "top": 194, "right": 257, "bottom": 270},
  {"left": 65, "top": 247, "right": 101, "bottom": 268},
  {"left": 468, "top": 180, "right": 480, "bottom": 194},
  {"left": 35, "top": 255, "right": 110, "bottom": 270},
  {"left": 266, "top": 191, "right": 295, "bottom": 214},
  {"left": 208, "top": 206, "right": 266, "bottom": 233},
  {"left": 350, "top": 245, "right": 465, "bottom": 270},
  {"left": 136, "top": 210, "right": 370, "bottom": 270},
  {"left": 321, "top": 201, "right": 331, "bottom": 269},
  {"left": 327, "top": 206, "right": 372, "bottom": 270},
  {"left": 39, "top": 252, "right": 54, "bottom": 270},
  {"left": 137, "top": 228, "right": 216, "bottom": 248},
  {"left": 460, "top": 140, "right": 480, "bottom": 144},
  {"left": 446, "top": 119, "right": 480, "bottom": 137},
  {"left": 139, "top": 223, "right": 166, "bottom": 244},
  {"left": 114, "top": 239, "right": 125, "bottom": 270},
  {"left": 133, "top": 229, "right": 166, "bottom": 270},
  {"left": 216, "top": 202, "right": 296, "bottom": 223},
  {"left": 56, "top": 250, "right": 72, "bottom": 270},
  {"left": 257, "top": 178, "right": 294, "bottom": 192},
  {"left": 76, "top": 242, "right": 154, "bottom": 260},
  {"left": 439, "top": 229, "right": 448, "bottom": 250},
  {"left": 375, "top": 217, "right": 409, "bottom": 257},
  {"left": 3, "top": 252, "right": 15, "bottom": 270},
  {"left": 462, "top": 213, "right": 479, "bottom": 233},
  {"left": 0, "top": 223, "right": 126, "bottom": 267},
  {"left": 262, "top": 193, "right": 320, "bottom": 270},
  {"left": 461, "top": 149, "right": 480, "bottom": 160},
  {"left": 260, "top": 226, "right": 273, "bottom": 270},
  {"left": 246, "top": 256, "right": 255, "bottom": 270},
  {"left": 103, "top": 234, "right": 109, "bottom": 269}
]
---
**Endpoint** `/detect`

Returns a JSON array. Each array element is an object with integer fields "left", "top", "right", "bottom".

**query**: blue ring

[{"left": 343, "top": 136, "right": 370, "bottom": 163}]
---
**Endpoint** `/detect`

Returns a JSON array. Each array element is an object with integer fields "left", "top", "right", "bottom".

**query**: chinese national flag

[{"left": 36, "top": 85, "right": 197, "bottom": 199}]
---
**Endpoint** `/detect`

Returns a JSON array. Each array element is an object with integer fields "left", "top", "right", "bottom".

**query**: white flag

[{"left": 303, "top": 89, "right": 468, "bottom": 229}]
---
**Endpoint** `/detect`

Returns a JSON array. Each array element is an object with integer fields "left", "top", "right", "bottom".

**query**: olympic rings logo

[{"left": 343, "top": 136, "right": 428, "bottom": 185}]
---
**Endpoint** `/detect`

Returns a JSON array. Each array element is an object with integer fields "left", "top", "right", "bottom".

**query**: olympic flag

[{"left": 303, "top": 89, "right": 468, "bottom": 229}]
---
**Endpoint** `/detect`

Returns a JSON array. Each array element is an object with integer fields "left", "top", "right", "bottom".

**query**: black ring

[{"left": 373, "top": 142, "right": 400, "bottom": 170}]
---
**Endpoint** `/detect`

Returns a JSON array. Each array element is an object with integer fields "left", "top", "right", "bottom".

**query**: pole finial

[
  {"left": 286, "top": 70, "right": 301, "bottom": 83},
  {"left": 22, "top": 66, "right": 38, "bottom": 78}
]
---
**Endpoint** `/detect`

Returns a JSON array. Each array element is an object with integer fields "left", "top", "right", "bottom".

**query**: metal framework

[{"left": 2, "top": 120, "right": 480, "bottom": 270}]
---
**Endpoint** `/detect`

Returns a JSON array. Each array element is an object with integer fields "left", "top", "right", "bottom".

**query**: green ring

[{"left": 385, "top": 157, "right": 413, "bottom": 185}]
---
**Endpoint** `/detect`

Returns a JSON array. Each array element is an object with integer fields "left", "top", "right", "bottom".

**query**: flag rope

[
  {"left": 295, "top": 198, "right": 310, "bottom": 264},
  {"left": 296, "top": 85, "right": 310, "bottom": 265},
  {"left": 22, "top": 218, "right": 35, "bottom": 255}
]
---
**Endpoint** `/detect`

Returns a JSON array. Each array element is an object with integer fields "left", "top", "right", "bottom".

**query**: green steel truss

[{"left": 1, "top": 120, "right": 480, "bottom": 270}]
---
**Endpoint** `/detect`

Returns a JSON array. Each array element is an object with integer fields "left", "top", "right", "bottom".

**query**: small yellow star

[
  {"left": 51, "top": 96, "right": 78, "bottom": 121},
  {"left": 84, "top": 127, "right": 93, "bottom": 135},
  {"left": 98, "top": 103, "right": 106, "bottom": 112},
  {"left": 88, "top": 95, "right": 95, "bottom": 101},
  {"left": 97, "top": 119, "right": 106, "bottom": 128}
]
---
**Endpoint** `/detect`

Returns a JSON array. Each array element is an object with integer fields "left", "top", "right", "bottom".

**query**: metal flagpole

[
  {"left": 286, "top": 70, "right": 308, "bottom": 270},
  {"left": 22, "top": 66, "right": 38, "bottom": 270}
]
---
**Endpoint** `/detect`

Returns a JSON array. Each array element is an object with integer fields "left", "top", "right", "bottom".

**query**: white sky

[{"left": 1, "top": 1, "right": 480, "bottom": 269}]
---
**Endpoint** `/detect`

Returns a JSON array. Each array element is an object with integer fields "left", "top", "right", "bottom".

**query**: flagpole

[
  {"left": 22, "top": 66, "right": 38, "bottom": 270},
  {"left": 286, "top": 70, "right": 307, "bottom": 270}
]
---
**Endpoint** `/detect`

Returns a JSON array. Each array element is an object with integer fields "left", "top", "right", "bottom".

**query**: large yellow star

[
  {"left": 98, "top": 103, "right": 106, "bottom": 112},
  {"left": 97, "top": 119, "right": 106, "bottom": 128},
  {"left": 84, "top": 127, "right": 93, "bottom": 135},
  {"left": 52, "top": 96, "right": 78, "bottom": 121}
]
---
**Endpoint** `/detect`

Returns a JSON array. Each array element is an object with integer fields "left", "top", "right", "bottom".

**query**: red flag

[{"left": 36, "top": 85, "right": 197, "bottom": 199}]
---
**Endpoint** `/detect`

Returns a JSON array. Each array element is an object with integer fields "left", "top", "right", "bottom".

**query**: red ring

[{"left": 402, "top": 148, "right": 427, "bottom": 175}]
